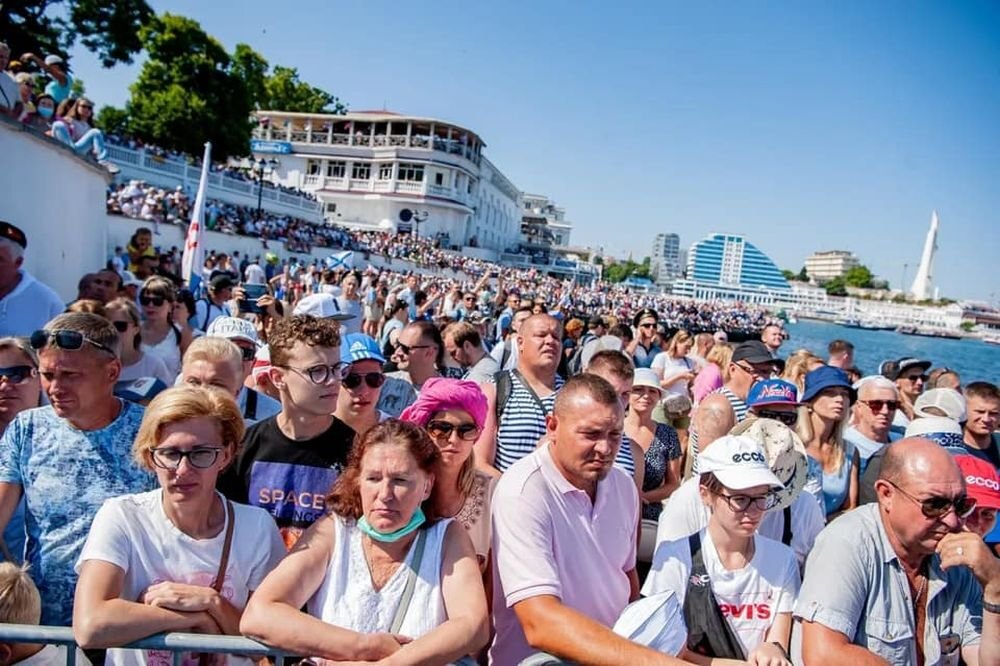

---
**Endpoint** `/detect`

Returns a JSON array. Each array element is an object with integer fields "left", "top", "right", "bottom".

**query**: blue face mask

[
  {"left": 357, "top": 506, "right": 426, "bottom": 543},
  {"left": 38, "top": 106, "right": 54, "bottom": 119}
]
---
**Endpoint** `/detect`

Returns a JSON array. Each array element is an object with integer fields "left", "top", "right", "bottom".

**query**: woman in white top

[
  {"left": 73, "top": 387, "right": 286, "bottom": 665},
  {"left": 643, "top": 435, "right": 799, "bottom": 666},
  {"left": 652, "top": 329, "right": 697, "bottom": 397},
  {"left": 139, "top": 277, "right": 189, "bottom": 379},
  {"left": 105, "top": 298, "right": 174, "bottom": 387},
  {"left": 242, "top": 420, "right": 488, "bottom": 665}
]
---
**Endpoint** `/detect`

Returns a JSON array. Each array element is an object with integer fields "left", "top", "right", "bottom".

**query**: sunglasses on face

[
  {"left": 755, "top": 409, "right": 798, "bottom": 427},
  {"left": 902, "top": 374, "right": 927, "bottom": 383},
  {"left": 342, "top": 372, "right": 386, "bottom": 390},
  {"left": 638, "top": 323, "right": 656, "bottom": 329},
  {"left": 30, "top": 329, "right": 116, "bottom": 356},
  {"left": 886, "top": 480, "right": 977, "bottom": 519},
  {"left": 150, "top": 447, "right": 224, "bottom": 470},
  {"left": 236, "top": 345, "right": 256, "bottom": 362},
  {"left": 738, "top": 363, "right": 778, "bottom": 379},
  {"left": 111, "top": 320, "right": 130, "bottom": 333},
  {"left": 426, "top": 420, "right": 481, "bottom": 441},
  {"left": 860, "top": 399, "right": 899, "bottom": 413},
  {"left": 396, "top": 342, "right": 431, "bottom": 355},
  {"left": 0, "top": 366, "right": 36, "bottom": 385},
  {"left": 714, "top": 491, "right": 777, "bottom": 513},
  {"left": 139, "top": 294, "right": 167, "bottom": 307}
]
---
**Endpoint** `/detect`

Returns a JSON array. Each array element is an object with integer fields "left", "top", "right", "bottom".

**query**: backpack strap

[
  {"left": 782, "top": 506, "right": 793, "bottom": 547},
  {"left": 682, "top": 532, "right": 748, "bottom": 660},
  {"left": 494, "top": 370, "right": 513, "bottom": 423},
  {"left": 245, "top": 388, "right": 258, "bottom": 421}
]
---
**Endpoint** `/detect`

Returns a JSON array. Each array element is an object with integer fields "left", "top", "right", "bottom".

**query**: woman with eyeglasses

[
  {"left": 796, "top": 365, "right": 859, "bottom": 519},
  {"left": 400, "top": 377, "right": 494, "bottom": 568},
  {"left": 241, "top": 420, "right": 488, "bottom": 665},
  {"left": 140, "top": 277, "right": 189, "bottom": 380},
  {"left": 105, "top": 298, "right": 174, "bottom": 386},
  {"left": 643, "top": 436, "right": 799, "bottom": 665},
  {"left": 49, "top": 96, "right": 116, "bottom": 169},
  {"left": 73, "top": 387, "right": 285, "bottom": 661}
]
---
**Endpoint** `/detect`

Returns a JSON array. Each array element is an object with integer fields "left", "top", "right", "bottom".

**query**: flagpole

[{"left": 181, "top": 142, "right": 212, "bottom": 296}]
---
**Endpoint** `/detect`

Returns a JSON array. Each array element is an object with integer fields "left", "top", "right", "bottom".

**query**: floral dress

[{"left": 641, "top": 423, "right": 682, "bottom": 521}]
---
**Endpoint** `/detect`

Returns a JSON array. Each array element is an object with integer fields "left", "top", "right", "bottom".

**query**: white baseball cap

[
  {"left": 292, "top": 293, "right": 356, "bottom": 321},
  {"left": 206, "top": 316, "right": 258, "bottom": 344},
  {"left": 697, "top": 435, "right": 784, "bottom": 491},
  {"left": 914, "top": 388, "right": 966, "bottom": 423}
]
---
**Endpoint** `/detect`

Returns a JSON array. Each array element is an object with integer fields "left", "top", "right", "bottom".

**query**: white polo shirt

[{"left": 0, "top": 270, "right": 65, "bottom": 337}]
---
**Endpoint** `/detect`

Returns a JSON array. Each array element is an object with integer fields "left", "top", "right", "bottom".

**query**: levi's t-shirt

[{"left": 219, "top": 415, "right": 355, "bottom": 549}]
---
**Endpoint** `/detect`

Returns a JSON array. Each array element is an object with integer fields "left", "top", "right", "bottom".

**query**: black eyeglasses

[
  {"left": 755, "top": 410, "right": 799, "bottom": 427},
  {"left": 342, "top": 372, "right": 386, "bottom": 390},
  {"left": 279, "top": 362, "right": 349, "bottom": 385},
  {"left": 396, "top": 342, "right": 432, "bottom": 355},
  {"left": 860, "top": 399, "right": 899, "bottom": 413},
  {"left": 714, "top": 491, "right": 777, "bottom": 513},
  {"left": 426, "top": 420, "right": 481, "bottom": 441},
  {"left": 111, "top": 321, "right": 130, "bottom": 333},
  {"left": 0, "top": 366, "right": 35, "bottom": 385},
  {"left": 30, "top": 329, "right": 116, "bottom": 356},
  {"left": 885, "top": 480, "right": 976, "bottom": 519},
  {"left": 150, "top": 447, "right": 225, "bottom": 470},
  {"left": 139, "top": 294, "right": 167, "bottom": 307}
]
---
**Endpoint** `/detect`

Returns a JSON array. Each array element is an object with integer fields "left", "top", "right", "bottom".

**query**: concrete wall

[{"left": 0, "top": 120, "right": 110, "bottom": 300}]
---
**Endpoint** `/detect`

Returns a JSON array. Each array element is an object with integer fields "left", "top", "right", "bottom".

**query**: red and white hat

[
  {"left": 954, "top": 455, "right": 1000, "bottom": 510},
  {"left": 251, "top": 346, "right": 271, "bottom": 385}
]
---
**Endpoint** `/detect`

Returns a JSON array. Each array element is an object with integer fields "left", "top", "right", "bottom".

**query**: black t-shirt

[{"left": 219, "top": 415, "right": 356, "bottom": 548}]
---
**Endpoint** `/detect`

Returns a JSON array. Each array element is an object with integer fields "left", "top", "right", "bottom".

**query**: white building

[
  {"left": 651, "top": 233, "right": 682, "bottom": 286},
  {"left": 521, "top": 193, "right": 572, "bottom": 248},
  {"left": 804, "top": 250, "right": 860, "bottom": 283},
  {"left": 250, "top": 110, "right": 522, "bottom": 259}
]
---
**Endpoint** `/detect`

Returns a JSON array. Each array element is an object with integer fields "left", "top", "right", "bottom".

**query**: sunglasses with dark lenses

[
  {"left": 342, "top": 372, "right": 386, "bottom": 390},
  {"left": 139, "top": 294, "right": 167, "bottom": 307},
  {"left": 887, "top": 481, "right": 977, "bottom": 519},
  {"left": 30, "top": 329, "right": 116, "bottom": 356},
  {"left": 638, "top": 322, "right": 657, "bottom": 329},
  {"left": 0, "top": 366, "right": 36, "bottom": 385},
  {"left": 860, "top": 399, "right": 899, "bottom": 413},
  {"left": 715, "top": 491, "right": 777, "bottom": 513},
  {"left": 150, "top": 447, "right": 224, "bottom": 470},
  {"left": 902, "top": 374, "right": 928, "bottom": 383},
  {"left": 111, "top": 321, "right": 130, "bottom": 333},
  {"left": 396, "top": 342, "right": 432, "bottom": 355},
  {"left": 426, "top": 420, "right": 481, "bottom": 441},
  {"left": 238, "top": 346, "right": 256, "bottom": 362},
  {"left": 756, "top": 410, "right": 799, "bottom": 427}
]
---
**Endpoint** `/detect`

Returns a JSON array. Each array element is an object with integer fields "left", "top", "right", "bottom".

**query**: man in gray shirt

[
  {"left": 796, "top": 438, "right": 999, "bottom": 665},
  {"left": 443, "top": 321, "right": 498, "bottom": 386}
]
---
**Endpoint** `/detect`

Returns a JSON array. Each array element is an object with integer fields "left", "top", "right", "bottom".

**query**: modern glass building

[{"left": 685, "top": 233, "right": 790, "bottom": 290}]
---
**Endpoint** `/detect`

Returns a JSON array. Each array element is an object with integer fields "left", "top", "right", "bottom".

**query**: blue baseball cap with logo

[
  {"left": 341, "top": 333, "right": 385, "bottom": 365},
  {"left": 747, "top": 379, "right": 800, "bottom": 409}
]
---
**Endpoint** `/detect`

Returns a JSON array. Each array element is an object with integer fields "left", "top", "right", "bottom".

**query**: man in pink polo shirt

[{"left": 490, "top": 374, "right": 690, "bottom": 665}]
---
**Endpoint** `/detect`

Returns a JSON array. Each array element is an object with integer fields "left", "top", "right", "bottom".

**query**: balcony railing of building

[
  {"left": 302, "top": 175, "right": 475, "bottom": 209},
  {"left": 107, "top": 144, "right": 323, "bottom": 221}
]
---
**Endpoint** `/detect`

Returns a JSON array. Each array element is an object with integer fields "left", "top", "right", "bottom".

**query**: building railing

[
  {"left": 0, "top": 624, "right": 288, "bottom": 666},
  {"left": 251, "top": 127, "right": 481, "bottom": 166}
]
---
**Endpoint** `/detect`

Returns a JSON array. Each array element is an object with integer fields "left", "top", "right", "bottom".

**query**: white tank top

[
  {"left": 307, "top": 517, "right": 450, "bottom": 638},
  {"left": 141, "top": 326, "right": 182, "bottom": 379}
]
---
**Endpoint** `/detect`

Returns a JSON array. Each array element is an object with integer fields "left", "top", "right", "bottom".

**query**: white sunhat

[
  {"left": 206, "top": 316, "right": 258, "bottom": 344},
  {"left": 730, "top": 417, "right": 807, "bottom": 510},
  {"left": 697, "top": 435, "right": 784, "bottom": 491},
  {"left": 632, "top": 368, "right": 666, "bottom": 396},
  {"left": 292, "top": 293, "right": 356, "bottom": 321},
  {"left": 612, "top": 591, "right": 687, "bottom": 657}
]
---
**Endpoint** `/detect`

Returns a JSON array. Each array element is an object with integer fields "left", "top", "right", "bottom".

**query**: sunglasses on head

[
  {"left": 426, "top": 420, "right": 481, "bottom": 441},
  {"left": 860, "top": 399, "right": 899, "bottom": 413},
  {"left": 30, "top": 329, "right": 116, "bottom": 356},
  {"left": 139, "top": 294, "right": 166, "bottom": 307},
  {"left": 755, "top": 409, "right": 798, "bottom": 426},
  {"left": 0, "top": 366, "right": 35, "bottom": 385},
  {"left": 342, "top": 371, "right": 386, "bottom": 390},
  {"left": 886, "top": 480, "right": 977, "bottom": 519}
]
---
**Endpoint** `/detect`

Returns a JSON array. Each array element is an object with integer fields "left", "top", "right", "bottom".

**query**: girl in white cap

[{"left": 642, "top": 435, "right": 799, "bottom": 665}]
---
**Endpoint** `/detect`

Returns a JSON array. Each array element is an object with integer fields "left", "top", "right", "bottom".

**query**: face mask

[
  {"left": 38, "top": 106, "right": 54, "bottom": 119},
  {"left": 357, "top": 506, "right": 426, "bottom": 543}
]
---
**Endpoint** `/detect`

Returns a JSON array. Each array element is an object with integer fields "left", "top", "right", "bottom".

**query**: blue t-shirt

[
  {"left": 44, "top": 72, "right": 74, "bottom": 104},
  {"left": 0, "top": 401, "right": 155, "bottom": 625}
]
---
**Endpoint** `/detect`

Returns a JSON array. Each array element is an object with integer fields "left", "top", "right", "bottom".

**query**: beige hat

[
  {"left": 914, "top": 388, "right": 966, "bottom": 422},
  {"left": 730, "top": 416, "right": 808, "bottom": 510}
]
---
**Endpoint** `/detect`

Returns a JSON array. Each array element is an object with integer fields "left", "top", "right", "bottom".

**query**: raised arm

[{"left": 473, "top": 382, "right": 500, "bottom": 475}]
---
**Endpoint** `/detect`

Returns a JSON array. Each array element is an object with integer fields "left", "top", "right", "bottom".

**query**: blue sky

[{"left": 69, "top": 1, "right": 1000, "bottom": 301}]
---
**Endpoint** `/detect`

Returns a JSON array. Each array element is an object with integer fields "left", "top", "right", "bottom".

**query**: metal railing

[{"left": 0, "top": 624, "right": 288, "bottom": 666}]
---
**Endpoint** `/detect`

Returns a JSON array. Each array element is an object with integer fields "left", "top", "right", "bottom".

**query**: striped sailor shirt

[{"left": 495, "top": 371, "right": 565, "bottom": 473}]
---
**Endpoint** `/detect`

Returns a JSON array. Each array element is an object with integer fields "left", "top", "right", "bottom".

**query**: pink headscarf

[{"left": 399, "top": 377, "right": 488, "bottom": 430}]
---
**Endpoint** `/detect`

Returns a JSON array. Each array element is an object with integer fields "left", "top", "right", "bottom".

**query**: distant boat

[
  {"left": 835, "top": 318, "right": 862, "bottom": 328},
  {"left": 897, "top": 326, "right": 962, "bottom": 340},
  {"left": 859, "top": 320, "right": 896, "bottom": 331},
  {"left": 983, "top": 334, "right": 1000, "bottom": 346}
]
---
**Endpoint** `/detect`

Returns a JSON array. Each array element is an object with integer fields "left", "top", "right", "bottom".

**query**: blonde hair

[
  {"left": 66, "top": 299, "right": 107, "bottom": 317},
  {"left": 706, "top": 343, "right": 733, "bottom": 383},
  {"left": 0, "top": 563, "right": 41, "bottom": 625},
  {"left": 666, "top": 330, "right": 693, "bottom": 358},
  {"left": 795, "top": 400, "right": 848, "bottom": 473},
  {"left": 132, "top": 386, "right": 245, "bottom": 470},
  {"left": 783, "top": 349, "right": 823, "bottom": 394},
  {"left": 182, "top": 337, "right": 243, "bottom": 378}
]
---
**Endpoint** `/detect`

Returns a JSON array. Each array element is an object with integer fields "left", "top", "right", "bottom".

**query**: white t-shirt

[
  {"left": 643, "top": 528, "right": 800, "bottom": 655},
  {"left": 16, "top": 645, "right": 90, "bottom": 666},
  {"left": 119, "top": 351, "right": 174, "bottom": 386},
  {"left": 655, "top": 477, "right": 825, "bottom": 568},
  {"left": 651, "top": 353, "right": 695, "bottom": 396},
  {"left": 334, "top": 297, "right": 363, "bottom": 336},
  {"left": 244, "top": 263, "right": 266, "bottom": 285},
  {"left": 0, "top": 71, "right": 19, "bottom": 110},
  {"left": 0, "top": 271, "right": 65, "bottom": 338},
  {"left": 77, "top": 489, "right": 286, "bottom": 666}
]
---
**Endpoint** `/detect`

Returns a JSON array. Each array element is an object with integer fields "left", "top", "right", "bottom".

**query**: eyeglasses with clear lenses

[
  {"left": 30, "top": 329, "right": 116, "bottom": 356},
  {"left": 150, "top": 447, "right": 225, "bottom": 470},
  {"left": 714, "top": 491, "right": 777, "bottom": 513},
  {"left": 426, "top": 420, "right": 481, "bottom": 441},
  {"left": 886, "top": 480, "right": 977, "bottom": 519},
  {"left": 342, "top": 372, "right": 386, "bottom": 390},
  {"left": 281, "top": 362, "right": 350, "bottom": 385},
  {"left": 0, "top": 366, "right": 36, "bottom": 385}
]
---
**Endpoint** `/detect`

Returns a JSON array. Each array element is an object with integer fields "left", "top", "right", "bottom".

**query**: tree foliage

[
  {"left": 824, "top": 276, "right": 848, "bottom": 296},
  {"left": 844, "top": 265, "right": 874, "bottom": 289},
  {"left": 797, "top": 266, "right": 809, "bottom": 282},
  {"left": 264, "top": 65, "right": 346, "bottom": 114},
  {"left": 781, "top": 269, "right": 796, "bottom": 281},
  {"left": 96, "top": 105, "right": 129, "bottom": 135},
  {"left": 604, "top": 257, "right": 652, "bottom": 283},
  {"left": 1, "top": 0, "right": 153, "bottom": 67}
]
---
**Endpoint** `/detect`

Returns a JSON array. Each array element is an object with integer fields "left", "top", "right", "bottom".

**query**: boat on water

[
  {"left": 897, "top": 326, "right": 963, "bottom": 340},
  {"left": 983, "top": 334, "right": 1000, "bottom": 346},
  {"left": 859, "top": 321, "right": 897, "bottom": 332},
  {"left": 835, "top": 318, "right": 862, "bottom": 328}
]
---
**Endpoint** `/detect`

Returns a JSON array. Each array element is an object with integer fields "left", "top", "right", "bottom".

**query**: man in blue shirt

[{"left": 0, "top": 313, "right": 153, "bottom": 625}]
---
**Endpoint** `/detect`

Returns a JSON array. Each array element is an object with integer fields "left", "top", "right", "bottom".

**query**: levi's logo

[
  {"left": 720, "top": 603, "right": 772, "bottom": 620},
  {"left": 732, "top": 451, "right": 766, "bottom": 464},
  {"left": 966, "top": 474, "right": 1000, "bottom": 491}
]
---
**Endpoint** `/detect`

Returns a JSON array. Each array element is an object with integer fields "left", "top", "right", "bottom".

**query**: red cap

[{"left": 955, "top": 455, "right": 1000, "bottom": 510}]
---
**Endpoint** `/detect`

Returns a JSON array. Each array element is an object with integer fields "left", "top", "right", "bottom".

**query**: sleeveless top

[
  {"left": 495, "top": 372, "right": 564, "bottom": 472},
  {"left": 307, "top": 517, "right": 451, "bottom": 638},
  {"left": 141, "top": 326, "right": 182, "bottom": 379},
  {"left": 810, "top": 439, "right": 855, "bottom": 516}
]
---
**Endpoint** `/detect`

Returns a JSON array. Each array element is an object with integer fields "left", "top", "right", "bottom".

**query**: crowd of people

[{"left": 0, "top": 210, "right": 997, "bottom": 666}]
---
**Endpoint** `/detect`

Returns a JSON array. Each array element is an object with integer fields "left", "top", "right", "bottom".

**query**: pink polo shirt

[{"left": 488, "top": 444, "right": 639, "bottom": 665}]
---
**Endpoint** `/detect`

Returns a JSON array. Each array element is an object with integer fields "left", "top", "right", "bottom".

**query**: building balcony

[{"left": 303, "top": 175, "right": 473, "bottom": 208}]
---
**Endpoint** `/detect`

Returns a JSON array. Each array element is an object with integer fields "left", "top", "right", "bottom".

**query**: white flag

[
  {"left": 181, "top": 142, "right": 212, "bottom": 294},
  {"left": 326, "top": 250, "right": 354, "bottom": 271}
]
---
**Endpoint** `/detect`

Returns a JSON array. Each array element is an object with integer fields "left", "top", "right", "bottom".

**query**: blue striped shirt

[{"left": 495, "top": 372, "right": 564, "bottom": 472}]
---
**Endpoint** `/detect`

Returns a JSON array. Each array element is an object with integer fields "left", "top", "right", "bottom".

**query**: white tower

[{"left": 909, "top": 211, "right": 939, "bottom": 300}]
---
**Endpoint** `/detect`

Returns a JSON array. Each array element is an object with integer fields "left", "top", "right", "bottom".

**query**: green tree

[
  {"left": 2, "top": 0, "right": 153, "bottom": 67},
  {"left": 96, "top": 104, "right": 129, "bottom": 134},
  {"left": 231, "top": 43, "right": 269, "bottom": 111},
  {"left": 126, "top": 13, "right": 253, "bottom": 158},
  {"left": 264, "top": 65, "right": 346, "bottom": 114},
  {"left": 797, "top": 266, "right": 809, "bottom": 282},
  {"left": 781, "top": 269, "right": 796, "bottom": 281},
  {"left": 844, "top": 265, "right": 874, "bottom": 289},
  {"left": 824, "top": 276, "right": 848, "bottom": 296}
]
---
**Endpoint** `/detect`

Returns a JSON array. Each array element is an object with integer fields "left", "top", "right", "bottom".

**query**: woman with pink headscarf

[{"left": 401, "top": 377, "right": 494, "bottom": 568}]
